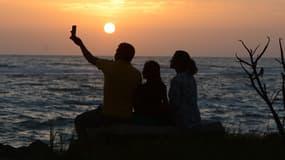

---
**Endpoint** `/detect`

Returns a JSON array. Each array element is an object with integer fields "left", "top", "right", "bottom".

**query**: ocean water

[{"left": 0, "top": 55, "right": 284, "bottom": 147}]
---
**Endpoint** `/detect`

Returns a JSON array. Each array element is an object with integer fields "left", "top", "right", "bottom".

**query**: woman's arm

[{"left": 168, "top": 78, "right": 182, "bottom": 109}]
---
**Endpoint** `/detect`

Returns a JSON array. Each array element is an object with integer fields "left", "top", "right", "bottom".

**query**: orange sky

[{"left": 1, "top": 0, "right": 285, "bottom": 56}]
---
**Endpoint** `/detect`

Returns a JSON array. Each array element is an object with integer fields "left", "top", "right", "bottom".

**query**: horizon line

[{"left": 0, "top": 54, "right": 280, "bottom": 58}]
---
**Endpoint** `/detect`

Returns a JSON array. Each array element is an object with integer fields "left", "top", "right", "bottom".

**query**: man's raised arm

[{"left": 70, "top": 34, "right": 98, "bottom": 65}]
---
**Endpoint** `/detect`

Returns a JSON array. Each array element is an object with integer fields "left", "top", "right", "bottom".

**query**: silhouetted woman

[
  {"left": 169, "top": 50, "right": 201, "bottom": 127},
  {"left": 133, "top": 60, "right": 172, "bottom": 125}
]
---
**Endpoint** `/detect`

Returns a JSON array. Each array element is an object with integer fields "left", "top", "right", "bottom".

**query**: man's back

[
  {"left": 96, "top": 59, "right": 142, "bottom": 118},
  {"left": 70, "top": 32, "right": 140, "bottom": 138}
]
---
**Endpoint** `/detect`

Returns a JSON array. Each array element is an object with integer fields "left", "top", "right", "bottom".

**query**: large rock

[
  {"left": 67, "top": 121, "right": 225, "bottom": 160},
  {"left": 86, "top": 120, "right": 225, "bottom": 138}
]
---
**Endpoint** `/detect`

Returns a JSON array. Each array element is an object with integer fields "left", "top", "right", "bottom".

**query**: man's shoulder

[
  {"left": 95, "top": 58, "right": 115, "bottom": 70},
  {"left": 132, "top": 66, "right": 141, "bottom": 74},
  {"left": 126, "top": 64, "right": 140, "bottom": 74},
  {"left": 130, "top": 66, "right": 142, "bottom": 82}
]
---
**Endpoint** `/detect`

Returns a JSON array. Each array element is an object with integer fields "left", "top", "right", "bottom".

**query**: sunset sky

[{"left": 1, "top": 0, "right": 285, "bottom": 57}]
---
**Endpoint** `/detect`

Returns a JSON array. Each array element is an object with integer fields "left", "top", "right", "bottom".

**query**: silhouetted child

[{"left": 133, "top": 60, "right": 173, "bottom": 125}]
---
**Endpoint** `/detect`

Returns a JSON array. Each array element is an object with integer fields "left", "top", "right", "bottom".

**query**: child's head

[{"left": 142, "top": 60, "right": 161, "bottom": 81}]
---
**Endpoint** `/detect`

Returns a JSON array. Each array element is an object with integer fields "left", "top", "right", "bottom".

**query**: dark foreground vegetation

[{"left": 1, "top": 133, "right": 284, "bottom": 160}]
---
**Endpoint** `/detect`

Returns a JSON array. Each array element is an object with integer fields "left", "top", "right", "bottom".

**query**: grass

[{"left": 43, "top": 120, "right": 285, "bottom": 160}]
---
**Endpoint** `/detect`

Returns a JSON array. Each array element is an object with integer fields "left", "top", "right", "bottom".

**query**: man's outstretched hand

[
  {"left": 69, "top": 27, "right": 98, "bottom": 64},
  {"left": 70, "top": 25, "right": 83, "bottom": 46},
  {"left": 70, "top": 35, "right": 83, "bottom": 47}
]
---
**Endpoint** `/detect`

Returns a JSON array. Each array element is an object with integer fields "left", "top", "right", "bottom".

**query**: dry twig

[{"left": 236, "top": 37, "right": 285, "bottom": 141}]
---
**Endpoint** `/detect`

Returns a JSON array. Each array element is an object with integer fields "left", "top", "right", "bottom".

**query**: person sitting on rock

[
  {"left": 70, "top": 27, "right": 142, "bottom": 139},
  {"left": 169, "top": 50, "right": 201, "bottom": 127},
  {"left": 133, "top": 60, "right": 173, "bottom": 125}
]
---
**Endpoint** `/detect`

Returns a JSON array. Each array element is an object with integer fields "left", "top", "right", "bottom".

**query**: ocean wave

[
  {"left": 12, "top": 82, "right": 43, "bottom": 86},
  {"left": 47, "top": 87, "right": 82, "bottom": 92},
  {"left": 63, "top": 99, "right": 99, "bottom": 106},
  {"left": 0, "top": 64, "right": 19, "bottom": 68},
  {"left": 16, "top": 117, "right": 74, "bottom": 130}
]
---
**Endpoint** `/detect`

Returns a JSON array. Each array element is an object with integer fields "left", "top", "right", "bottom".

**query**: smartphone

[{"left": 71, "top": 25, "right": 77, "bottom": 37}]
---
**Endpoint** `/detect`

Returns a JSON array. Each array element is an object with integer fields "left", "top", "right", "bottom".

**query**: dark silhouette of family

[{"left": 70, "top": 27, "right": 201, "bottom": 139}]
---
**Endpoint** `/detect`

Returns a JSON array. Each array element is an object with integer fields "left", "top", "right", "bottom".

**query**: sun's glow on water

[{"left": 104, "top": 22, "right": 116, "bottom": 34}]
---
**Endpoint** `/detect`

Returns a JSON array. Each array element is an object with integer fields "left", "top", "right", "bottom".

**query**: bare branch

[
  {"left": 263, "top": 83, "right": 267, "bottom": 94},
  {"left": 280, "top": 38, "right": 284, "bottom": 61},
  {"left": 281, "top": 73, "right": 285, "bottom": 110},
  {"left": 276, "top": 58, "right": 282, "bottom": 64},
  {"left": 249, "top": 75, "right": 265, "bottom": 100},
  {"left": 279, "top": 38, "right": 285, "bottom": 71},
  {"left": 271, "top": 89, "right": 281, "bottom": 104},
  {"left": 256, "top": 37, "right": 270, "bottom": 62},
  {"left": 253, "top": 44, "right": 260, "bottom": 55},
  {"left": 236, "top": 54, "right": 251, "bottom": 66},
  {"left": 239, "top": 40, "right": 252, "bottom": 55},
  {"left": 239, "top": 62, "right": 251, "bottom": 76},
  {"left": 236, "top": 37, "right": 285, "bottom": 141},
  {"left": 257, "top": 67, "right": 264, "bottom": 77}
]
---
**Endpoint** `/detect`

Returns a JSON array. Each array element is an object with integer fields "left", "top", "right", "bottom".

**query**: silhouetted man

[{"left": 70, "top": 28, "right": 142, "bottom": 139}]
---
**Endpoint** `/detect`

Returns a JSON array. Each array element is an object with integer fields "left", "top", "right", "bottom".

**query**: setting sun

[{"left": 104, "top": 22, "right": 116, "bottom": 34}]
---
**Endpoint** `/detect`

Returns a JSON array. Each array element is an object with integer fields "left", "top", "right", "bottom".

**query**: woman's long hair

[{"left": 172, "top": 50, "right": 198, "bottom": 75}]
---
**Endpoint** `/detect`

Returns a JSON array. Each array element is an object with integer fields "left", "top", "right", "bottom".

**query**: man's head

[{"left": 114, "top": 42, "right": 135, "bottom": 62}]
